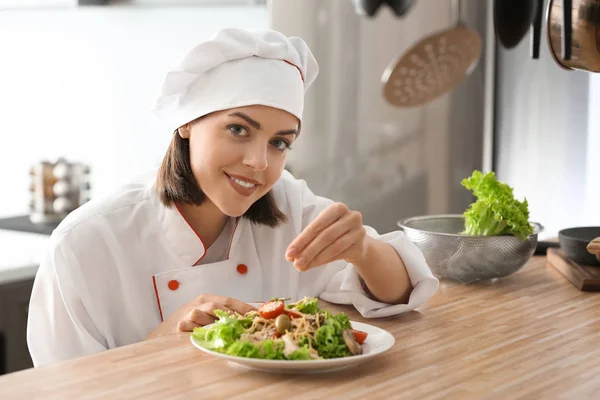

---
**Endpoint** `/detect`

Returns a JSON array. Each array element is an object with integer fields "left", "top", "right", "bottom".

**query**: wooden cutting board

[{"left": 547, "top": 248, "right": 600, "bottom": 291}]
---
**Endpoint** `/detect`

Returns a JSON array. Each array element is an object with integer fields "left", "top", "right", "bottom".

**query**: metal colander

[{"left": 398, "top": 215, "right": 543, "bottom": 284}]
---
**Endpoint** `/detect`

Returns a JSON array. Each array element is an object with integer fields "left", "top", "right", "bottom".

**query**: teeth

[{"left": 231, "top": 176, "right": 256, "bottom": 189}]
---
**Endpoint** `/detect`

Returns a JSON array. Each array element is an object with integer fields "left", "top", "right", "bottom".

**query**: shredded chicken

[
  {"left": 282, "top": 333, "right": 300, "bottom": 357},
  {"left": 240, "top": 326, "right": 277, "bottom": 344}
]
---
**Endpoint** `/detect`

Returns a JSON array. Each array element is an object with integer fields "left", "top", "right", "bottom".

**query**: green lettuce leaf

[
  {"left": 224, "top": 340, "right": 287, "bottom": 359},
  {"left": 288, "top": 297, "right": 320, "bottom": 314},
  {"left": 310, "top": 312, "right": 352, "bottom": 359},
  {"left": 461, "top": 170, "right": 533, "bottom": 241},
  {"left": 287, "top": 346, "right": 313, "bottom": 360},
  {"left": 191, "top": 309, "right": 248, "bottom": 350}
]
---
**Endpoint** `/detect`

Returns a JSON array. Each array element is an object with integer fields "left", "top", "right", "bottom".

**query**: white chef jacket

[{"left": 26, "top": 169, "right": 439, "bottom": 367}]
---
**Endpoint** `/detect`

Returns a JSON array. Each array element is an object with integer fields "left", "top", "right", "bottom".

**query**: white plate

[{"left": 189, "top": 321, "right": 395, "bottom": 374}]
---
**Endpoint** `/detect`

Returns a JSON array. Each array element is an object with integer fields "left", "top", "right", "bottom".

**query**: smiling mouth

[{"left": 225, "top": 173, "right": 259, "bottom": 189}]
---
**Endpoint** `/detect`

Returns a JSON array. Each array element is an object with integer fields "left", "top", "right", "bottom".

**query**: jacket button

[
  {"left": 236, "top": 264, "right": 248, "bottom": 275},
  {"left": 168, "top": 280, "right": 179, "bottom": 290}
]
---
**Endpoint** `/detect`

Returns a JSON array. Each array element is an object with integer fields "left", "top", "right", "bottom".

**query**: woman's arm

[
  {"left": 27, "top": 238, "right": 107, "bottom": 367},
  {"left": 280, "top": 170, "right": 438, "bottom": 316},
  {"left": 287, "top": 202, "right": 413, "bottom": 304},
  {"left": 351, "top": 236, "right": 413, "bottom": 304}
]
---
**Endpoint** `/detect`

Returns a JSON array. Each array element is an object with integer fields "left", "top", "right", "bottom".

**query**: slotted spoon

[{"left": 382, "top": 0, "right": 482, "bottom": 107}]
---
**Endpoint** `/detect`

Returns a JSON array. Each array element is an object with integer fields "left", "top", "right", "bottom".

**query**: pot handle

[
  {"left": 562, "top": 0, "right": 572, "bottom": 60},
  {"left": 587, "top": 237, "right": 600, "bottom": 262},
  {"left": 532, "top": 0, "right": 543, "bottom": 58}
]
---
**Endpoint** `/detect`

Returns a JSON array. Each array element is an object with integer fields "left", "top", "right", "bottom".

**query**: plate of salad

[{"left": 190, "top": 297, "right": 395, "bottom": 373}]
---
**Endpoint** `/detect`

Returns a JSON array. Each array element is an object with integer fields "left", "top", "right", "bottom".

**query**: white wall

[
  {"left": 586, "top": 75, "right": 600, "bottom": 225},
  {"left": 0, "top": 5, "right": 267, "bottom": 217}
]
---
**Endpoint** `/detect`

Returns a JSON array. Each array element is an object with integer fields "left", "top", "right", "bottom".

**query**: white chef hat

[{"left": 152, "top": 28, "right": 319, "bottom": 133}]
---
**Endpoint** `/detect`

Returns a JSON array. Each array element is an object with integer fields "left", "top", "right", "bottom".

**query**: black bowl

[{"left": 559, "top": 227, "right": 600, "bottom": 266}]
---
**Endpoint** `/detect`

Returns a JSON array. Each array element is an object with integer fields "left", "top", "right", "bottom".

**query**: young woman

[{"left": 26, "top": 28, "right": 439, "bottom": 367}]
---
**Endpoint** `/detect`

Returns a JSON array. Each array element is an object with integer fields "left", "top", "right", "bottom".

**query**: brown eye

[
  {"left": 271, "top": 138, "right": 291, "bottom": 151},
  {"left": 228, "top": 124, "right": 249, "bottom": 137}
]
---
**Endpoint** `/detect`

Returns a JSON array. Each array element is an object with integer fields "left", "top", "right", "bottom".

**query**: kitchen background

[{"left": 0, "top": 0, "right": 599, "bottom": 374}]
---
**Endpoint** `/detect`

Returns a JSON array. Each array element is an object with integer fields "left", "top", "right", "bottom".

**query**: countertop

[{"left": 2, "top": 256, "right": 599, "bottom": 399}]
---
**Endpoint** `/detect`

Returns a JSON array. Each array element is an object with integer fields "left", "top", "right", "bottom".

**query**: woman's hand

[
  {"left": 285, "top": 202, "right": 368, "bottom": 271},
  {"left": 146, "top": 294, "right": 256, "bottom": 340}
]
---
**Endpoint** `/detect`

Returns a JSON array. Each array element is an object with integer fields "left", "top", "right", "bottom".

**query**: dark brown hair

[{"left": 156, "top": 131, "right": 287, "bottom": 227}]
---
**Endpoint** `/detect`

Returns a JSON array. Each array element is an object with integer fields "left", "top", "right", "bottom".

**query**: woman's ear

[{"left": 178, "top": 124, "right": 191, "bottom": 139}]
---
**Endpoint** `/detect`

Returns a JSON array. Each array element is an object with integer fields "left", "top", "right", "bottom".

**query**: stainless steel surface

[
  {"left": 546, "top": 0, "right": 600, "bottom": 72},
  {"left": 398, "top": 215, "right": 542, "bottom": 283},
  {"left": 495, "top": 0, "right": 591, "bottom": 239},
  {"left": 382, "top": 0, "right": 482, "bottom": 107},
  {"left": 269, "top": 0, "right": 491, "bottom": 233},
  {"left": 482, "top": 0, "right": 496, "bottom": 174}
]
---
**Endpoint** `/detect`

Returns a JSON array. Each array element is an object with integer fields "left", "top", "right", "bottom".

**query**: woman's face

[{"left": 179, "top": 105, "right": 299, "bottom": 217}]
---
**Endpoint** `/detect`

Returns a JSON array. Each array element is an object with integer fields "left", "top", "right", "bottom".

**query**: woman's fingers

[
  {"left": 176, "top": 319, "right": 201, "bottom": 332},
  {"left": 177, "top": 296, "right": 258, "bottom": 333},
  {"left": 304, "top": 230, "right": 363, "bottom": 270},
  {"left": 286, "top": 203, "right": 347, "bottom": 261},
  {"left": 215, "top": 296, "right": 257, "bottom": 315},
  {"left": 196, "top": 295, "right": 257, "bottom": 315},
  {"left": 171, "top": 296, "right": 255, "bottom": 335},
  {"left": 197, "top": 302, "right": 234, "bottom": 319},
  {"left": 180, "top": 303, "right": 232, "bottom": 330},
  {"left": 293, "top": 212, "right": 356, "bottom": 270}
]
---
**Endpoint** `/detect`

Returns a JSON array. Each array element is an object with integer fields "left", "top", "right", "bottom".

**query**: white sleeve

[
  {"left": 289, "top": 173, "right": 439, "bottom": 318},
  {"left": 27, "top": 235, "right": 107, "bottom": 367}
]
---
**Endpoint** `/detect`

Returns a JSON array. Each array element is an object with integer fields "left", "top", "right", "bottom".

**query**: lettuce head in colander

[{"left": 461, "top": 170, "right": 533, "bottom": 241}]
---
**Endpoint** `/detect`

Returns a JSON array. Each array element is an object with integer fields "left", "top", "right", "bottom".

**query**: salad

[{"left": 191, "top": 297, "right": 368, "bottom": 360}]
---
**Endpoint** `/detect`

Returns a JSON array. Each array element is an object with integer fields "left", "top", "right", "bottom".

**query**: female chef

[{"left": 26, "top": 28, "right": 439, "bottom": 367}]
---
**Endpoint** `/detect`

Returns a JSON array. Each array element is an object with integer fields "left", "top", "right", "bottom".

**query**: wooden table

[{"left": 3, "top": 256, "right": 600, "bottom": 399}]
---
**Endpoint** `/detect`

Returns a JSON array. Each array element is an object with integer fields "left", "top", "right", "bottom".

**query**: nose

[{"left": 242, "top": 141, "right": 268, "bottom": 171}]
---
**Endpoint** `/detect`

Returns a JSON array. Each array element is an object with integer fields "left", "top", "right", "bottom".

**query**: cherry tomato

[
  {"left": 283, "top": 309, "right": 302, "bottom": 319},
  {"left": 258, "top": 300, "right": 285, "bottom": 319},
  {"left": 352, "top": 329, "right": 368, "bottom": 344}
]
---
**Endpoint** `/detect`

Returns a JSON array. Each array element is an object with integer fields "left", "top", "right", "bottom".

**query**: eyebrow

[{"left": 228, "top": 112, "right": 298, "bottom": 136}]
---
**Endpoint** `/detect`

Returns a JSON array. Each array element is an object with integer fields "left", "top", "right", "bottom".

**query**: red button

[
  {"left": 236, "top": 264, "right": 248, "bottom": 275},
  {"left": 168, "top": 280, "right": 179, "bottom": 291}
]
